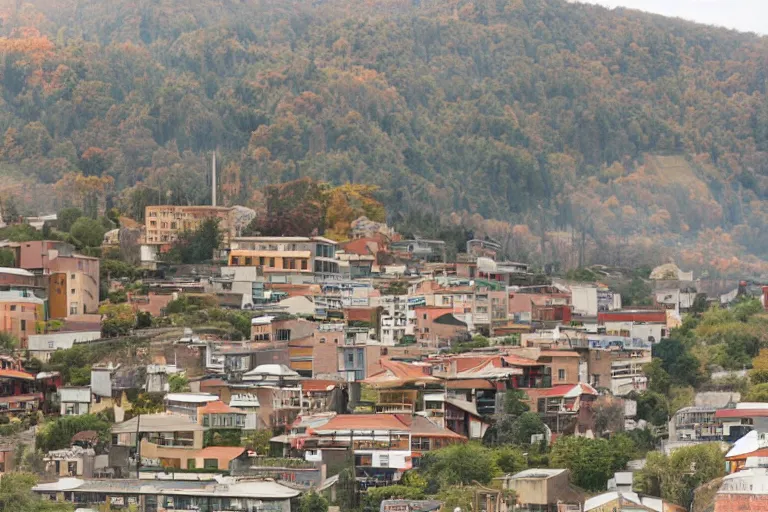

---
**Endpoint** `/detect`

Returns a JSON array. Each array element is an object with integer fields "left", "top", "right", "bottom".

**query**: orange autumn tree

[{"left": 323, "top": 183, "right": 385, "bottom": 241}]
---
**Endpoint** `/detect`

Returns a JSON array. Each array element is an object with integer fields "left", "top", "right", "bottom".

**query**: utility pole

[{"left": 135, "top": 413, "right": 141, "bottom": 478}]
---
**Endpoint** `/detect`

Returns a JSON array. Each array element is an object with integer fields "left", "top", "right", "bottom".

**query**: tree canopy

[{"left": 2, "top": 0, "right": 768, "bottom": 274}]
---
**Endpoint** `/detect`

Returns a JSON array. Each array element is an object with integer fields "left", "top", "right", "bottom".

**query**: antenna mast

[{"left": 212, "top": 152, "right": 217, "bottom": 207}]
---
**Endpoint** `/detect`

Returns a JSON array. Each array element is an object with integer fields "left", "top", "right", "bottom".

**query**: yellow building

[
  {"left": 228, "top": 236, "right": 339, "bottom": 277},
  {"left": 144, "top": 205, "right": 235, "bottom": 245}
]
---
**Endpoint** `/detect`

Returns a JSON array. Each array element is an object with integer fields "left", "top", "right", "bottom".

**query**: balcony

[
  {"left": 375, "top": 403, "right": 414, "bottom": 414},
  {"left": 517, "top": 376, "right": 552, "bottom": 388}
]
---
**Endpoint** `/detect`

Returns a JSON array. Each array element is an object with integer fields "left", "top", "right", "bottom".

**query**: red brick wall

[
  {"left": 715, "top": 494, "right": 768, "bottom": 512},
  {"left": 312, "top": 328, "right": 343, "bottom": 378},
  {"left": 597, "top": 311, "right": 666, "bottom": 323}
]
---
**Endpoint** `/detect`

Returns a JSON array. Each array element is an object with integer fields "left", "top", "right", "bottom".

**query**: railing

[
  {"left": 517, "top": 377, "right": 552, "bottom": 388},
  {"left": 375, "top": 403, "right": 414, "bottom": 414}
]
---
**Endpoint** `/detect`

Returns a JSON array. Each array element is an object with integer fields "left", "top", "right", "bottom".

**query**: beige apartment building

[{"left": 144, "top": 206, "right": 236, "bottom": 245}]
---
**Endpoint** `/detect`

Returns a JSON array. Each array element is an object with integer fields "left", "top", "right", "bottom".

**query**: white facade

[
  {"left": 610, "top": 356, "right": 651, "bottom": 396},
  {"left": 375, "top": 296, "right": 409, "bottom": 345},
  {"left": 603, "top": 322, "right": 667, "bottom": 343},
  {"left": 655, "top": 289, "right": 697, "bottom": 315},
  {"left": 230, "top": 394, "right": 261, "bottom": 430},
  {"left": 28, "top": 332, "right": 101, "bottom": 362},
  {"left": 59, "top": 387, "right": 92, "bottom": 416},
  {"left": 571, "top": 286, "right": 598, "bottom": 316},
  {"left": 90, "top": 366, "right": 117, "bottom": 398}
]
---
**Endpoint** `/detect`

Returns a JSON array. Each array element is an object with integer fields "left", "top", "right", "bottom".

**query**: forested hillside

[{"left": 1, "top": 0, "right": 767, "bottom": 275}]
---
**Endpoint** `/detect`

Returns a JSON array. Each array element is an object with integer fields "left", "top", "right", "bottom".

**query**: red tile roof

[
  {"left": 364, "top": 359, "right": 440, "bottom": 388},
  {"left": 344, "top": 308, "right": 376, "bottom": 322},
  {"left": 197, "top": 446, "right": 246, "bottom": 460},
  {"left": 0, "top": 369, "right": 35, "bottom": 380},
  {"left": 316, "top": 414, "right": 410, "bottom": 431},
  {"left": 198, "top": 400, "right": 246, "bottom": 415},
  {"left": 727, "top": 447, "right": 768, "bottom": 460},
  {"left": 302, "top": 380, "right": 340, "bottom": 392},
  {"left": 410, "top": 416, "right": 466, "bottom": 439},
  {"left": 340, "top": 238, "right": 384, "bottom": 256},
  {"left": 538, "top": 383, "right": 598, "bottom": 397},
  {"left": 715, "top": 408, "right": 768, "bottom": 419},
  {"left": 447, "top": 379, "right": 495, "bottom": 390},
  {"left": 502, "top": 355, "right": 542, "bottom": 367}
]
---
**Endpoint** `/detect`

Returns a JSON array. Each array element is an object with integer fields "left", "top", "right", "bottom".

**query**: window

[
  {"left": 9, "top": 305, "right": 15, "bottom": 312},
  {"left": 442, "top": 296, "right": 451, "bottom": 305},
  {"left": 231, "top": 257, "right": 240, "bottom": 265},
  {"left": 301, "top": 260, "right": 308, "bottom": 270},
  {"left": 276, "top": 329, "right": 291, "bottom": 341},
  {"left": 245, "top": 257, "right": 253, "bottom": 266},
  {"left": 558, "top": 369, "right": 566, "bottom": 381},
  {"left": 259, "top": 257, "right": 265, "bottom": 266},
  {"left": 20, "top": 320, "right": 26, "bottom": 332},
  {"left": 48, "top": 340, "right": 54, "bottom": 349},
  {"left": 592, "top": 374, "right": 600, "bottom": 387},
  {"left": 67, "top": 462, "right": 77, "bottom": 475},
  {"left": 354, "top": 454, "right": 372, "bottom": 466},
  {"left": 70, "top": 302, "right": 79, "bottom": 315},
  {"left": 203, "top": 459, "right": 218, "bottom": 470},
  {"left": 347, "top": 352, "right": 354, "bottom": 364},
  {"left": 269, "top": 258, "right": 275, "bottom": 267},
  {"left": 379, "top": 454, "right": 389, "bottom": 467},
  {"left": 423, "top": 314, "right": 427, "bottom": 320},
  {"left": 71, "top": 289, "right": 76, "bottom": 295},
  {"left": 71, "top": 274, "right": 76, "bottom": 280},
  {"left": 319, "top": 337, "right": 326, "bottom": 344},
  {"left": 187, "top": 459, "right": 196, "bottom": 470},
  {"left": 594, "top": 351, "right": 601, "bottom": 360}
]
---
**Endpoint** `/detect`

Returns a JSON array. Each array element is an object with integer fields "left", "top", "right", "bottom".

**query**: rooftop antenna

[{"left": 212, "top": 152, "right": 217, "bottom": 207}]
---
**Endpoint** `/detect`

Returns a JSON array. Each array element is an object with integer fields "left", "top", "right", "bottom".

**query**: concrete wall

[
  {"left": 140, "top": 440, "right": 200, "bottom": 469},
  {"left": 571, "top": 287, "right": 597, "bottom": 316},
  {"left": 551, "top": 356, "right": 579, "bottom": 386},
  {"left": 49, "top": 272, "right": 69, "bottom": 319},
  {"left": 0, "top": 298, "right": 43, "bottom": 347},
  {"left": 28, "top": 331, "right": 101, "bottom": 360},
  {"left": 49, "top": 257, "right": 100, "bottom": 315},
  {"left": 91, "top": 369, "right": 113, "bottom": 398}
]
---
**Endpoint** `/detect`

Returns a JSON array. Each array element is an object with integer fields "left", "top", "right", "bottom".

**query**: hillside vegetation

[{"left": 1, "top": 0, "right": 768, "bottom": 275}]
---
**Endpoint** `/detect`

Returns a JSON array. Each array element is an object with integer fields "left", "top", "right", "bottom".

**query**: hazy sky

[{"left": 577, "top": 0, "right": 768, "bottom": 35}]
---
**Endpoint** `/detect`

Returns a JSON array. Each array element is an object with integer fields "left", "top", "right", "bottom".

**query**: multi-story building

[
  {"left": 303, "top": 414, "right": 464, "bottom": 481},
  {"left": 376, "top": 295, "right": 409, "bottom": 345},
  {"left": 9, "top": 240, "right": 99, "bottom": 319},
  {"left": 0, "top": 289, "right": 44, "bottom": 347},
  {"left": 228, "top": 236, "right": 340, "bottom": 280},
  {"left": 496, "top": 469, "right": 584, "bottom": 512},
  {"left": 144, "top": 205, "right": 235, "bottom": 245},
  {"left": 0, "top": 355, "right": 43, "bottom": 415},
  {"left": 250, "top": 316, "right": 316, "bottom": 344},
  {"left": 164, "top": 393, "right": 220, "bottom": 421},
  {"left": 715, "top": 457, "right": 768, "bottom": 512},
  {"left": 413, "top": 306, "right": 469, "bottom": 348},
  {"left": 610, "top": 350, "right": 651, "bottom": 396},
  {"left": 59, "top": 386, "right": 92, "bottom": 416},
  {"left": 390, "top": 239, "right": 446, "bottom": 263},
  {"left": 111, "top": 413, "right": 208, "bottom": 472},
  {"left": 34, "top": 476, "right": 300, "bottom": 512}
]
